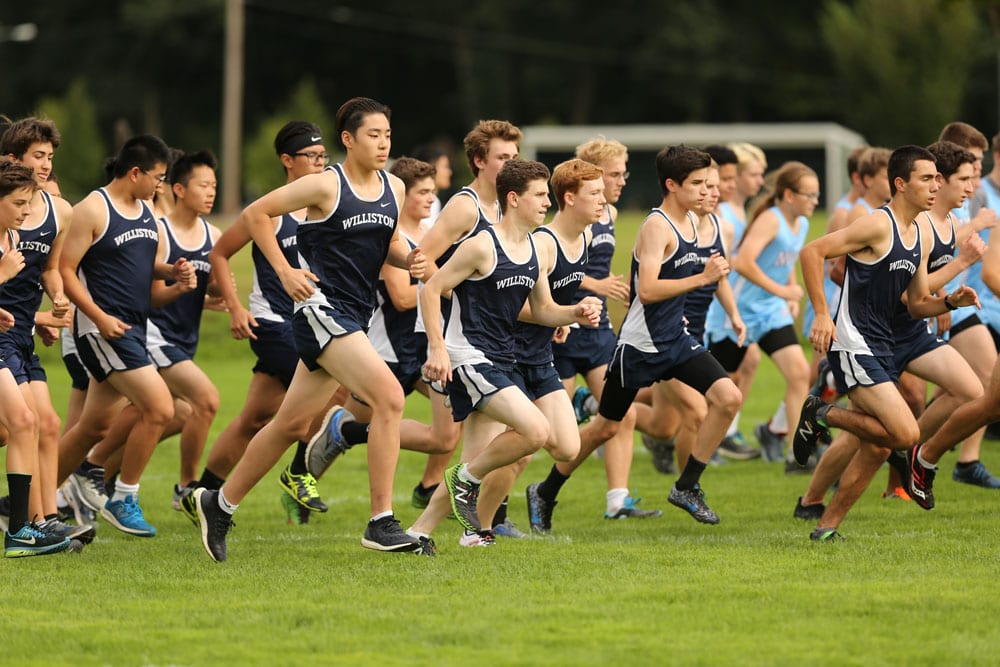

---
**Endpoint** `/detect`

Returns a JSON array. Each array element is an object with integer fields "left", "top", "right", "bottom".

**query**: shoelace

[
  {"left": 85, "top": 468, "right": 107, "bottom": 496},
  {"left": 302, "top": 474, "right": 321, "bottom": 499}
]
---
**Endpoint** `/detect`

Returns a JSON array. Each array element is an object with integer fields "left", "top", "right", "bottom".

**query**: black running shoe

[
  {"left": 195, "top": 488, "right": 233, "bottom": 563},
  {"left": 793, "top": 497, "right": 825, "bottom": 521},
  {"left": 360, "top": 515, "right": 422, "bottom": 553},
  {"left": 667, "top": 484, "right": 719, "bottom": 524},
  {"left": 415, "top": 535, "right": 437, "bottom": 557},
  {"left": 809, "top": 527, "right": 843, "bottom": 542},
  {"left": 793, "top": 395, "right": 829, "bottom": 466},
  {"left": 907, "top": 445, "right": 937, "bottom": 510},
  {"left": 525, "top": 482, "right": 555, "bottom": 534},
  {"left": 886, "top": 449, "right": 911, "bottom": 491},
  {"left": 642, "top": 434, "right": 677, "bottom": 475},
  {"left": 444, "top": 464, "right": 481, "bottom": 532}
]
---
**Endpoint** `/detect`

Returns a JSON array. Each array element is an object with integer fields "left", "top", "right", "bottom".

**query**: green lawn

[{"left": 3, "top": 210, "right": 1000, "bottom": 666}]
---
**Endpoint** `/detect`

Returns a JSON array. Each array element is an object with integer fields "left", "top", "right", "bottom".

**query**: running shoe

[
  {"left": 525, "top": 482, "right": 555, "bottom": 534},
  {"left": 667, "top": 484, "right": 719, "bottom": 524},
  {"left": 101, "top": 494, "right": 157, "bottom": 537},
  {"left": 792, "top": 395, "right": 829, "bottom": 466},
  {"left": 459, "top": 529, "right": 496, "bottom": 547},
  {"left": 444, "top": 464, "right": 481, "bottom": 532},
  {"left": 69, "top": 464, "right": 109, "bottom": 513},
  {"left": 278, "top": 465, "right": 328, "bottom": 512},
  {"left": 572, "top": 387, "right": 593, "bottom": 425},
  {"left": 41, "top": 518, "right": 97, "bottom": 544},
  {"left": 195, "top": 488, "right": 232, "bottom": 563},
  {"left": 361, "top": 515, "right": 422, "bottom": 552},
  {"left": 304, "top": 405, "right": 355, "bottom": 479},
  {"left": 754, "top": 422, "right": 785, "bottom": 463},
  {"left": 492, "top": 518, "right": 528, "bottom": 538},
  {"left": 172, "top": 483, "right": 197, "bottom": 512},
  {"left": 641, "top": 433, "right": 676, "bottom": 474},
  {"left": 793, "top": 497, "right": 825, "bottom": 521},
  {"left": 280, "top": 492, "right": 311, "bottom": 526},
  {"left": 4, "top": 521, "right": 70, "bottom": 558},
  {"left": 952, "top": 461, "right": 1000, "bottom": 488},
  {"left": 719, "top": 431, "right": 762, "bottom": 460},
  {"left": 809, "top": 527, "right": 843, "bottom": 542},
  {"left": 411, "top": 482, "right": 438, "bottom": 509},
  {"left": 907, "top": 445, "right": 937, "bottom": 510},
  {"left": 605, "top": 493, "right": 663, "bottom": 519}
]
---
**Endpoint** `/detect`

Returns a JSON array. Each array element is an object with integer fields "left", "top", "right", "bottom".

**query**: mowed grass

[{"left": 2, "top": 210, "right": 1000, "bottom": 666}]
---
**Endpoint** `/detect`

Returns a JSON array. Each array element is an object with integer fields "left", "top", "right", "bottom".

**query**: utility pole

[{"left": 221, "top": 0, "right": 244, "bottom": 216}]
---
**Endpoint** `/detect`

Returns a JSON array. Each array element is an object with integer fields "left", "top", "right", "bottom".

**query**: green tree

[
  {"left": 37, "top": 80, "right": 107, "bottom": 202},
  {"left": 821, "top": 0, "right": 985, "bottom": 145},
  {"left": 242, "top": 78, "right": 335, "bottom": 200}
]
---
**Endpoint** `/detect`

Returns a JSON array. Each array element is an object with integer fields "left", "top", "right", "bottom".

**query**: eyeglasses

[
  {"left": 294, "top": 151, "right": 331, "bottom": 165},
  {"left": 608, "top": 171, "right": 630, "bottom": 181},
  {"left": 143, "top": 169, "right": 168, "bottom": 183},
  {"left": 793, "top": 190, "right": 820, "bottom": 202}
]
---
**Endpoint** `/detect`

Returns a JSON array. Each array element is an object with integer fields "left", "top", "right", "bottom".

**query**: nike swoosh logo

[
  {"left": 11, "top": 535, "right": 36, "bottom": 545},
  {"left": 311, "top": 136, "right": 322, "bottom": 142},
  {"left": 380, "top": 202, "right": 391, "bottom": 208},
  {"left": 690, "top": 344, "right": 700, "bottom": 350},
  {"left": 39, "top": 231, "right": 51, "bottom": 237},
  {"left": 528, "top": 266, "right": 537, "bottom": 271},
  {"left": 200, "top": 250, "right": 210, "bottom": 256},
  {"left": 143, "top": 218, "right": 151, "bottom": 223}
]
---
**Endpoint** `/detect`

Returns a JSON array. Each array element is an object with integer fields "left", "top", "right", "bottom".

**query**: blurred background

[{"left": 2, "top": 0, "right": 998, "bottom": 210}]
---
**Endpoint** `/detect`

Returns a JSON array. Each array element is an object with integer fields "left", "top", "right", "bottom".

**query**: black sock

[
  {"left": 290, "top": 441, "right": 309, "bottom": 475},
  {"left": 79, "top": 459, "right": 102, "bottom": 474},
  {"left": 104, "top": 473, "right": 118, "bottom": 498},
  {"left": 415, "top": 482, "right": 438, "bottom": 494},
  {"left": 199, "top": 468, "right": 225, "bottom": 490},
  {"left": 342, "top": 421, "right": 370, "bottom": 446},
  {"left": 44, "top": 513, "right": 57, "bottom": 523},
  {"left": 492, "top": 497, "right": 509, "bottom": 528},
  {"left": 955, "top": 460, "right": 979, "bottom": 469},
  {"left": 537, "top": 465, "right": 569, "bottom": 502},
  {"left": 7, "top": 473, "right": 30, "bottom": 532},
  {"left": 676, "top": 456, "right": 707, "bottom": 491}
]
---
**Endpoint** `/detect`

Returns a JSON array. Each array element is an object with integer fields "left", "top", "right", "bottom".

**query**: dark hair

[
  {"left": 654, "top": 145, "right": 712, "bottom": 195},
  {"left": 335, "top": 97, "right": 391, "bottom": 148},
  {"left": 703, "top": 144, "right": 738, "bottom": 168},
  {"left": 169, "top": 150, "right": 218, "bottom": 188},
  {"left": 888, "top": 145, "right": 936, "bottom": 196},
  {"left": 389, "top": 157, "right": 436, "bottom": 192},
  {"left": 411, "top": 144, "right": 447, "bottom": 165},
  {"left": 925, "top": 141, "right": 975, "bottom": 181},
  {"left": 104, "top": 134, "right": 170, "bottom": 180},
  {"left": 938, "top": 122, "right": 987, "bottom": 152},
  {"left": 496, "top": 159, "right": 550, "bottom": 214},
  {"left": 0, "top": 157, "right": 38, "bottom": 198},
  {"left": 0, "top": 116, "right": 61, "bottom": 158},
  {"left": 274, "top": 120, "right": 324, "bottom": 157}
]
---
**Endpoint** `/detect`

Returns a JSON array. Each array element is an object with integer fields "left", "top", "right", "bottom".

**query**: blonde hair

[
  {"left": 575, "top": 136, "right": 628, "bottom": 166},
  {"left": 729, "top": 142, "right": 767, "bottom": 172}
]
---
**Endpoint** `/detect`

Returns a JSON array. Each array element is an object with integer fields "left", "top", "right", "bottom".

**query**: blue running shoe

[
  {"left": 572, "top": 387, "right": 592, "bottom": 425},
  {"left": 5, "top": 521, "right": 70, "bottom": 558},
  {"left": 101, "top": 494, "right": 157, "bottom": 537},
  {"left": 952, "top": 461, "right": 1000, "bottom": 488},
  {"left": 605, "top": 493, "right": 663, "bottom": 519},
  {"left": 304, "top": 405, "right": 355, "bottom": 479}
]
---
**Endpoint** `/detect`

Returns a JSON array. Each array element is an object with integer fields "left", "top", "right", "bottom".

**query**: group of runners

[{"left": 0, "top": 101, "right": 997, "bottom": 561}]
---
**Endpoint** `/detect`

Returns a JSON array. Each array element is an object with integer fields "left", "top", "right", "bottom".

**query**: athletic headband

[{"left": 278, "top": 132, "right": 324, "bottom": 157}]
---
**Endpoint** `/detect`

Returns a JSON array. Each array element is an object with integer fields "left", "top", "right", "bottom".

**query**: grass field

[{"left": 3, "top": 210, "right": 1000, "bottom": 666}]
